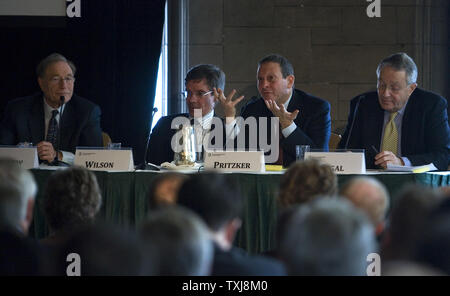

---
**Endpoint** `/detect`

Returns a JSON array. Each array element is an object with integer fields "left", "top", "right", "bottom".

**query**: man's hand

[
  {"left": 37, "top": 141, "right": 60, "bottom": 162},
  {"left": 214, "top": 88, "right": 244, "bottom": 123},
  {"left": 374, "top": 151, "right": 404, "bottom": 169},
  {"left": 264, "top": 99, "right": 299, "bottom": 129}
]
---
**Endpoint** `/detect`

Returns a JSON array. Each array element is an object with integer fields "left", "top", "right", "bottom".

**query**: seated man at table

[
  {"left": 338, "top": 52, "right": 450, "bottom": 170},
  {"left": 177, "top": 172, "right": 286, "bottom": 276},
  {"left": 147, "top": 64, "right": 243, "bottom": 165},
  {"left": 216, "top": 54, "right": 331, "bottom": 167},
  {"left": 0, "top": 53, "right": 103, "bottom": 165}
]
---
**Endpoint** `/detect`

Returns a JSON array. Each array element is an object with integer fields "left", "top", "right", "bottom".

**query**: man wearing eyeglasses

[
  {"left": 0, "top": 53, "right": 103, "bottom": 165},
  {"left": 148, "top": 64, "right": 243, "bottom": 166},
  {"left": 339, "top": 52, "right": 450, "bottom": 170}
]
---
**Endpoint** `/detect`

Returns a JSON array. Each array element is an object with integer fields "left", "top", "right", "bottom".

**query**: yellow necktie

[{"left": 381, "top": 112, "right": 399, "bottom": 155}]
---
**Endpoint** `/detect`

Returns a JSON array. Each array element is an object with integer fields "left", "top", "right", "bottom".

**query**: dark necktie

[{"left": 46, "top": 110, "right": 59, "bottom": 148}]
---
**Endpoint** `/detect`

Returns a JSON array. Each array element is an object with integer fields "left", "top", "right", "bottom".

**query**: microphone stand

[
  {"left": 136, "top": 107, "right": 159, "bottom": 170},
  {"left": 343, "top": 95, "right": 364, "bottom": 150}
]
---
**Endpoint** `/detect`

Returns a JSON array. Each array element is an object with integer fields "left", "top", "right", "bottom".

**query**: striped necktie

[
  {"left": 46, "top": 110, "right": 59, "bottom": 148},
  {"left": 381, "top": 112, "right": 398, "bottom": 155}
]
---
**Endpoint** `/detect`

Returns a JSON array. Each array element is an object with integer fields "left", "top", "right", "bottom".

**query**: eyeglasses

[
  {"left": 183, "top": 90, "right": 213, "bottom": 99},
  {"left": 377, "top": 82, "right": 408, "bottom": 94},
  {"left": 48, "top": 76, "right": 76, "bottom": 84}
]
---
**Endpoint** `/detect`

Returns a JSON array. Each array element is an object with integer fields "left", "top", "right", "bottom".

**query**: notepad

[{"left": 386, "top": 163, "right": 438, "bottom": 173}]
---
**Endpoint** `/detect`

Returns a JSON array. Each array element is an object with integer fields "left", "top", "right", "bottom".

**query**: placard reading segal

[
  {"left": 204, "top": 151, "right": 265, "bottom": 173},
  {"left": 0, "top": 146, "right": 38, "bottom": 169},
  {"left": 305, "top": 151, "right": 366, "bottom": 174},
  {"left": 74, "top": 148, "right": 134, "bottom": 171}
]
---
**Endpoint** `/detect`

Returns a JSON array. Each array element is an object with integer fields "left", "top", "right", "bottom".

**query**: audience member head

[
  {"left": 139, "top": 206, "right": 213, "bottom": 276},
  {"left": 184, "top": 64, "right": 225, "bottom": 117},
  {"left": 57, "top": 223, "right": 145, "bottom": 276},
  {"left": 37, "top": 53, "right": 76, "bottom": 108},
  {"left": 278, "top": 159, "right": 337, "bottom": 208},
  {"left": 381, "top": 184, "right": 442, "bottom": 261},
  {"left": 177, "top": 172, "right": 242, "bottom": 250},
  {"left": 44, "top": 167, "right": 102, "bottom": 235},
  {"left": 414, "top": 196, "right": 450, "bottom": 274},
  {"left": 277, "top": 198, "right": 376, "bottom": 275},
  {"left": 257, "top": 54, "right": 295, "bottom": 105},
  {"left": 0, "top": 158, "right": 37, "bottom": 234},
  {"left": 340, "top": 177, "right": 389, "bottom": 235},
  {"left": 147, "top": 172, "right": 187, "bottom": 210}
]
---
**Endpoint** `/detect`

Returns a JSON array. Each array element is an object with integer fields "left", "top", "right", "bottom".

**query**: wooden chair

[
  {"left": 102, "top": 132, "right": 112, "bottom": 147},
  {"left": 329, "top": 132, "right": 342, "bottom": 150}
]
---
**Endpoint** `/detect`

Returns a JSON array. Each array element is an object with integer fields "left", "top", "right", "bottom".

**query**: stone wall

[{"left": 187, "top": 0, "right": 449, "bottom": 132}]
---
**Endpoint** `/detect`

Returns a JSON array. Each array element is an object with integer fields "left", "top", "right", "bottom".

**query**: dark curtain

[{"left": 0, "top": 0, "right": 166, "bottom": 164}]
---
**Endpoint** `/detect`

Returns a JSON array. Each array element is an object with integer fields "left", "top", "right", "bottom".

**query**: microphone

[
  {"left": 136, "top": 107, "right": 159, "bottom": 170},
  {"left": 343, "top": 95, "right": 364, "bottom": 150}
]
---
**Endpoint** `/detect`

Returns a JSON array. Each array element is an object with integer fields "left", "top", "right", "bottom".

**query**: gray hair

[
  {"left": 376, "top": 52, "right": 418, "bottom": 85},
  {"left": 185, "top": 64, "right": 225, "bottom": 91},
  {"left": 258, "top": 54, "right": 295, "bottom": 78},
  {"left": 139, "top": 206, "right": 213, "bottom": 276},
  {"left": 36, "top": 53, "right": 76, "bottom": 78},
  {"left": 0, "top": 158, "right": 37, "bottom": 229},
  {"left": 278, "top": 198, "right": 377, "bottom": 276}
]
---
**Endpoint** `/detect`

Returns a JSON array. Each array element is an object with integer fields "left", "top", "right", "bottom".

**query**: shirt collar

[
  {"left": 43, "top": 97, "right": 65, "bottom": 118},
  {"left": 191, "top": 110, "right": 214, "bottom": 130}
]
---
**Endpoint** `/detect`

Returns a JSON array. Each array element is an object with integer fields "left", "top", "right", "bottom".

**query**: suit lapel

[{"left": 28, "top": 96, "right": 45, "bottom": 144}]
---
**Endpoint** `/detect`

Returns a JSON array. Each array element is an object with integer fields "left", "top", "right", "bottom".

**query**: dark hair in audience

[
  {"left": 57, "top": 223, "right": 145, "bottom": 276},
  {"left": 44, "top": 167, "right": 102, "bottom": 233},
  {"left": 139, "top": 206, "right": 213, "bottom": 276},
  {"left": 185, "top": 64, "right": 225, "bottom": 90},
  {"left": 414, "top": 197, "right": 450, "bottom": 274},
  {"left": 277, "top": 198, "right": 376, "bottom": 275},
  {"left": 147, "top": 172, "right": 187, "bottom": 210},
  {"left": 36, "top": 53, "right": 76, "bottom": 78},
  {"left": 380, "top": 184, "right": 442, "bottom": 261},
  {"left": 278, "top": 159, "right": 337, "bottom": 208},
  {"left": 376, "top": 52, "right": 417, "bottom": 85},
  {"left": 177, "top": 172, "right": 242, "bottom": 231},
  {"left": 258, "top": 54, "right": 294, "bottom": 78}
]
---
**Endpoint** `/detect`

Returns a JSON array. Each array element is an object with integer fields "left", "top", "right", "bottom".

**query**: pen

[{"left": 371, "top": 145, "right": 379, "bottom": 154}]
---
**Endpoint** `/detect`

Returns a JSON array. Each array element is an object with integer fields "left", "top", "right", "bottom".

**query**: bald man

[{"left": 340, "top": 177, "right": 389, "bottom": 237}]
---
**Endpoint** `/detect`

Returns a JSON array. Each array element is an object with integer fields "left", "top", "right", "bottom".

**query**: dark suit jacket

[
  {"left": 338, "top": 88, "right": 450, "bottom": 170},
  {"left": 240, "top": 89, "right": 331, "bottom": 167},
  {"left": 147, "top": 113, "right": 226, "bottom": 165},
  {"left": 211, "top": 244, "right": 286, "bottom": 276},
  {"left": 0, "top": 93, "right": 103, "bottom": 153}
]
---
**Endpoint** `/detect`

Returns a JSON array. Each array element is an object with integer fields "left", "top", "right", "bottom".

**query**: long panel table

[{"left": 30, "top": 169, "right": 450, "bottom": 254}]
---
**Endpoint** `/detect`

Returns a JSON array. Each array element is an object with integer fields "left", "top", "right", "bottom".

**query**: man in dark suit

[
  {"left": 177, "top": 172, "right": 286, "bottom": 276},
  {"left": 218, "top": 54, "right": 331, "bottom": 167},
  {"left": 339, "top": 52, "right": 450, "bottom": 170},
  {"left": 0, "top": 53, "right": 103, "bottom": 165},
  {"left": 148, "top": 64, "right": 243, "bottom": 165}
]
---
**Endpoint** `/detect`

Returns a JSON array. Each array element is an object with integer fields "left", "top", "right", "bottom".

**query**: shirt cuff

[
  {"left": 401, "top": 157, "right": 411, "bottom": 166},
  {"left": 282, "top": 122, "right": 297, "bottom": 138},
  {"left": 225, "top": 119, "right": 239, "bottom": 140},
  {"left": 61, "top": 151, "right": 75, "bottom": 165}
]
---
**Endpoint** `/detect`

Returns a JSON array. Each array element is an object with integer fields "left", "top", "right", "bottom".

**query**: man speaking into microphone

[{"left": 0, "top": 53, "right": 103, "bottom": 165}]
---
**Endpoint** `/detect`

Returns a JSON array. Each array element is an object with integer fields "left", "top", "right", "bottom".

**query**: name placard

[
  {"left": 204, "top": 151, "right": 265, "bottom": 173},
  {"left": 305, "top": 151, "right": 366, "bottom": 174},
  {"left": 74, "top": 148, "right": 134, "bottom": 171},
  {"left": 0, "top": 146, "right": 38, "bottom": 169}
]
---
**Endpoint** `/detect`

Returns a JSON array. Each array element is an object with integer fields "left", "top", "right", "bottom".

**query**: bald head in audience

[{"left": 340, "top": 177, "right": 389, "bottom": 235}]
